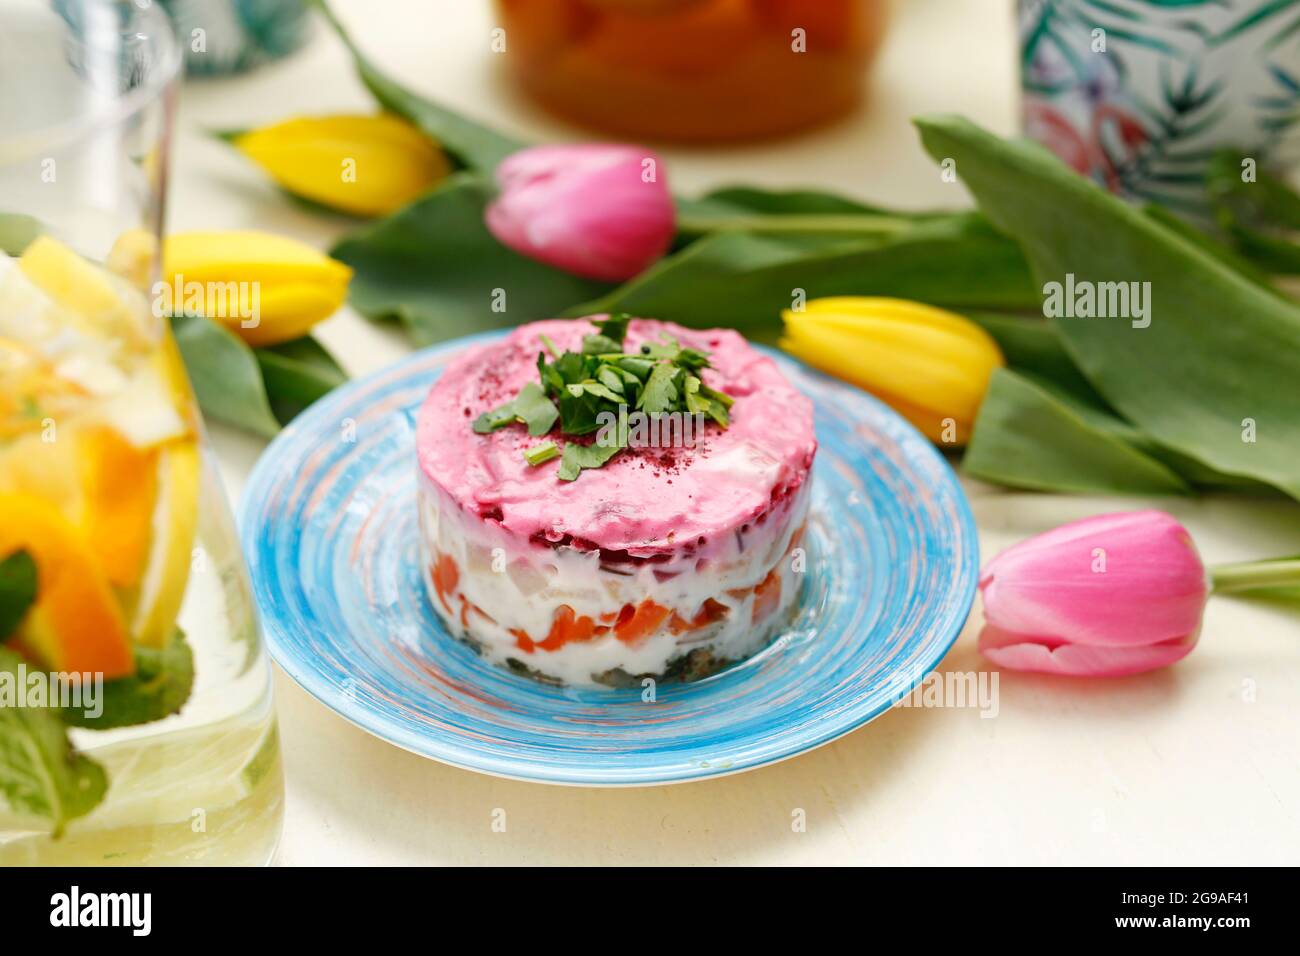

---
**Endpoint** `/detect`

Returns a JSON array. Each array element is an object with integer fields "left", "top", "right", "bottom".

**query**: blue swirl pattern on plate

[{"left": 240, "top": 334, "right": 978, "bottom": 785}]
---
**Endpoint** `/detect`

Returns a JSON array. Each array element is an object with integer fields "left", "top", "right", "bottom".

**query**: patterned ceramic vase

[
  {"left": 1019, "top": 0, "right": 1300, "bottom": 214},
  {"left": 160, "top": 0, "right": 309, "bottom": 74}
]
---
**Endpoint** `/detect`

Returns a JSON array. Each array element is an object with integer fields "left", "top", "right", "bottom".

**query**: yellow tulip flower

[
  {"left": 162, "top": 231, "right": 352, "bottom": 347},
  {"left": 780, "top": 297, "right": 1004, "bottom": 447},
  {"left": 231, "top": 114, "right": 452, "bottom": 217}
]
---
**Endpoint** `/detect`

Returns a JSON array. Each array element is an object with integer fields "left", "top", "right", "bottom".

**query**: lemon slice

[
  {"left": 18, "top": 235, "right": 159, "bottom": 348},
  {"left": 125, "top": 436, "right": 201, "bottom": 648},
  {"left": 3, "top": 246, "right": 189, "bottom": 446},
  {"left": 0, "top": 254, "right": 129, "bottom": 397},
  {"left": 93, "top": 354, "right": 189, "bottom": 447},
  {"left": 106, "top": 227, "right": 159, "bottom": 290}
]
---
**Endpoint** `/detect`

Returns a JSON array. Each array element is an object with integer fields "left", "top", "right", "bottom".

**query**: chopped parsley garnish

[
  {"left": 522, "top": 441, "right": 559, "bottom": 466},
  {"left": 472, "top": 316, "right": 734, "bottom": 481},
  {"left": 473, "top": 381, "right": 558, "bottom": 437}
]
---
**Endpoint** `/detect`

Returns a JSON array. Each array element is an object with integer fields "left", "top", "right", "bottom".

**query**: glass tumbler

[{"left": 0, "top": 0, "right": 283, "bottom": 864}]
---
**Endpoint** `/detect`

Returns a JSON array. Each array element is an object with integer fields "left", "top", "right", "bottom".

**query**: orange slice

[{"left": 0, "top": 492, "right": 133, "bottom": 678}]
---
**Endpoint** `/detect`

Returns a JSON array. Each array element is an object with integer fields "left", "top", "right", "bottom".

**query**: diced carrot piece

[
  {"left": 511, "top": 605, "right": 604, "bottom": 654},
  {"left": 430, "top": 552, "right": 458, "bottom": 613},
  {"left": 669, "top": 597, "right": 731, "bottom": 634},
  {"left": 786, "top": 522, "right": 806, "bottom": 553},
  {"left": 614, "top": 603, "right": 636, "bottom": 628},
  {"left": 752, "top": 568, "right": 782, "bottom": 623},
  {"left": 693, "top": 598, "right": 730, "bottom": 627},
  {"left": 614, "top": 599, "right": 672, "bottom": 644},
  {"left": 537, "top": 604, "right": 600, "bottom": 651}
]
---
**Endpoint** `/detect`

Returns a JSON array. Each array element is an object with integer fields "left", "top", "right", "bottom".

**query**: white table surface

[{"left": 173, "top": 0, "right": 1300, "bottom": 865}]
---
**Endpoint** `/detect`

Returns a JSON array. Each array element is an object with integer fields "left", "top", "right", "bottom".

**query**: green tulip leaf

[
  {"left": 966, "top": 312, "right": 1099, "bottom": 397},
  {"left": 572, "top": 214, "right": 1039, "bottom": 342},
  {"left": 1205, "top": 149, "right": 1300, "bottom": 274},
  {"left": 967, "top": 311, "right": 1276, "bottom": 494},
  {"left": 171, "top": 313, "right": 346, "bottom": 437},
  {"left": 313, "top": 0, "right": 526, "bottom": 172},
  {"left": 0, "top": 213, "right": 41, "bottom": 256},
  {"left": 1142, "top": 202, "right": 1278, "bottom": 290},
  {"left": 256, "top": 335, "right": 348, "bottom": 424},
  {"left": 918, "top": 115, "right": 1300, "bottom": 500},
  {"left": 332, "top": 175, "right": 610, "bottom": 346},
  {"left": 674, "top": 188, "right": 954, "bottom": 241},
  {"left": 679, "top": 185, "right": 951, "bottom": 219},
  {"left": 965, "top": 368, "right": 1191, "bottom": 496},
  {"left": 171, "top": 313, "right": 281, "bottom": 438}
]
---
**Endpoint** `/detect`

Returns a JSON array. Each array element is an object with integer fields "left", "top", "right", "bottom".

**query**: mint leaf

[
  {"left": 0, "top": 551, "right": 37, "bottom": 641},
  {"left": 63, "top": 629, "right": 195, "bottom": 730},
  {"left": 0, "top": 648, "right": 107, "bottom": 837}
]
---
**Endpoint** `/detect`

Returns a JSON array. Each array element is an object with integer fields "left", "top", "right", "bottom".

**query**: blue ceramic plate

[{"left": 240, "top": 333, "right": 977, "bottom": 786}]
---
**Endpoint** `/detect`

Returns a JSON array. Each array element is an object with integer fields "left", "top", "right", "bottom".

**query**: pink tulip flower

[
  {"left": 978, "top": 510, "right": 1209, "bottom": 677},
  {"left": 485, "top": 144, "right": 675, "bottom": 282}
]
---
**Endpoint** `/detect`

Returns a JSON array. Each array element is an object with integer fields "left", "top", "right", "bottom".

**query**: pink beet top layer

[{"left": 416, "top": 318, "right": 817, "bottom": 557}]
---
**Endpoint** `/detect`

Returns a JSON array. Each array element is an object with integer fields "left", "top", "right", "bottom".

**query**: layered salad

[{"left": 415, "top": 316, "right": 816, "bottom": 687}]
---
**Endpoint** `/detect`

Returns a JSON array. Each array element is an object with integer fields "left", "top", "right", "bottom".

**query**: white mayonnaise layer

[{"left": 417, "top": 470, "right": 811, "bottom": 687}]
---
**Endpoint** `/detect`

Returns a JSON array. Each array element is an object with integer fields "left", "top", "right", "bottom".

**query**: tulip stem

[
  {"left": 675, "top": 213, "right": 918, "bottom": 238},
  {"left": 1209, "top": 557, "right": 1300, "bottom": 595}
]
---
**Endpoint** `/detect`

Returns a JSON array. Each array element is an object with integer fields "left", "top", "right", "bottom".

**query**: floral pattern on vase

[{"left": 1019, "top": 0, "right": 1300, "bottom": 215}]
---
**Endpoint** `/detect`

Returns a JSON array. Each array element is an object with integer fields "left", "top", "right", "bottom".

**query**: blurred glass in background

[{"left": 157, "top": 0, "right": 309, "bottom": 74}]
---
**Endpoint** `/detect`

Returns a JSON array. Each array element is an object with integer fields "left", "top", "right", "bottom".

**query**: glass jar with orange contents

[{"left": 496, "top": 0, "right": 889, "bottom": 142}]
